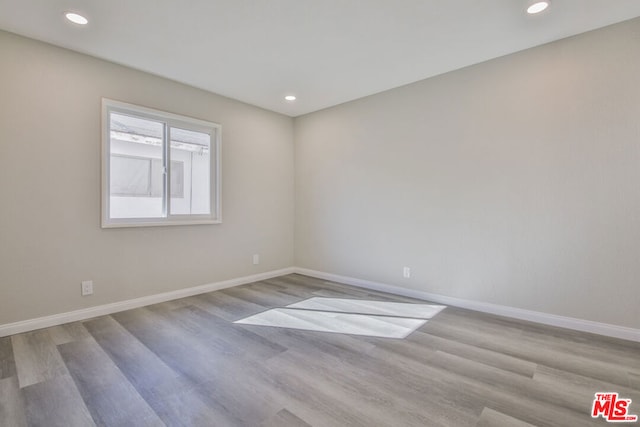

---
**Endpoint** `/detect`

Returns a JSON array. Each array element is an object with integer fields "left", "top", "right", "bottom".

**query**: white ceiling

[{"left": 1, "top": 1, "right": 640, "bottom": 117}]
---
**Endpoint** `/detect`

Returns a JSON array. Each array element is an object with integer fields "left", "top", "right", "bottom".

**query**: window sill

[{"left": 101, "top": 218, "right": 222, "bottom": 228}]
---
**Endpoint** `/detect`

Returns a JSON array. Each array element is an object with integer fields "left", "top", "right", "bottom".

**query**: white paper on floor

[
  {"left": 286, "top": 297, "right": 446, "bottom": 319},
  {"left": 235, "top": 308, "right": 427, "bottom": 338},
  {"left": 235, "top": 297, "right": 448, "bottom": 338}
]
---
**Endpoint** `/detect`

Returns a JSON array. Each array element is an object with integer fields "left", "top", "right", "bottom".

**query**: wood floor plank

[
  {"left": 434, "top": 307, "right": 640, "bottom": 369},
  {"left": 152, "top": 303, "right": 287, "bottom": 361},
  {"left": 423, "top": 349, "right": 606, "bottom": 422},
  {"left": 630, "top": 372, "right": 640, "bottom": 390},
  {"left": 420, "top": 316, "right": 636, "bottom": 390},
  {"left": 264, "top": 347, "right": 478, "bottom": 427},
  {"left": 149, "top": 297, "right": 193, "bottom": 311},
  {"left": 0, "top": 336, "right": 16, "bottom": 379},
  {"left": 83, "top": 315, "right": 181, "bottom": 392},
  {"left": 427, "top": 308, "right": 527, "bottom": 340},
  {"left": 367, "top": 344, "right": 603, "bottom": 427},
  {"left": 83, "top": 315, "right": 228, "bottom": 426},
  {"left": 194, "top": 364, "right": 286, "bottom": 426},
  {"left": 48, "top": 322, "right": 91, "bottom": 345},
  {"left": 255, "top": 360, "right": 392, "bottom": 427},
  {"left": 371, "top": 329, "right": 538, "bottom": 378},
  {"left": 189, "top": 290, "right": 267, "bottom": 321},
  {"left": 114, "top": 309, "right": 276, "bottom": 425},
  {"left": 0, "top": 376, "right": 27, "bottom": 427},
  {"left": 144, "top": 375, "right": 241, "bottom": 426},
  {"left": 57, "top": 337, "right": 164, "bottom": 427},
  {"left": 285, "top": 275, "right": 390, "bottom": 299},
  {"left": 22, "top": 374, "right": 95, "bottom": 427},
  {"left": 533, "top": 365, "right": 640, "bottom": 409},
  {"left": 520, "top": 328, "right": 640, "bottom": 372},
  {"left": 12, "top": 330, "right": 69, "bottom": 388},
  {"left": 112, "top": 307, "right": 237, "bottom": 383},
  {"left": 238, "top": 320, "right": 377, "bottom": 360},
  {"left": 259, "top": 278, "right": 315, "bottom": 296},
  {"left": 222, "top": 283, "right": 303, "bottom": 307},
  {"left": 112, "top": 307, "right": 261, "bottom": 424},
  {"left": 261, "top": 408, "right": 312, "bottom": 427},
  {"left": 476, "top": 407, "right": 536, "bottom": 427},
  {"left": 282, "top": 274, "right": 427, "bottom": 303},
  {"left": 259, "top": 285, "right": 311, "bottom": 302}
]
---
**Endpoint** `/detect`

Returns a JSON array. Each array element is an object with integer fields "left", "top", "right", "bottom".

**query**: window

[{"left": 102, "top": 99, "right": 221, "bottom": 227}]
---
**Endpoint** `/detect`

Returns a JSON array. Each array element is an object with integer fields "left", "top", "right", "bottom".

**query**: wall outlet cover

[{"left": 81, "top": 280, "right": 94, "bottom": 296}]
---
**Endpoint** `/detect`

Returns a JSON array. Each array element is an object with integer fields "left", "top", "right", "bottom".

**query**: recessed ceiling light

[
  {"left": 285, "top": 95, "right": 297, "bottom": 101},
  {"left": 65, "top": 12, "right": 88, "bottom": 25},
  {"left": 527, "top": 1, "right": 550, "bottom": 14}
]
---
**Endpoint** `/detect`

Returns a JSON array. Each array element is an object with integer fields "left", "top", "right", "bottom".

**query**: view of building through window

[{"left": 103, "top": 104, "right": 218, "bottom": 226}]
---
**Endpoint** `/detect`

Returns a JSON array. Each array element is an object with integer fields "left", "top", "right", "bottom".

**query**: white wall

[
  {"left": 295, "top": 18, "right": 640, "bottom": 329},
  {"left": 0, "top": 31, "right": 294, "bottom": 325}
]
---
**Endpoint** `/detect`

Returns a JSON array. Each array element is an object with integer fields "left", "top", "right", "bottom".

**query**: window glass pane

[
  {"left": 110, "top": 155, "right": 151, "bottom": 196},
  {"left": 109, "top": 112, "right": 164, "bottom": 218},
  {"left": 148, "top": 159, "right": 182, "bottom": 197},
  {"left": 169, "top": 127, "right": 211, "bottom": 215}
]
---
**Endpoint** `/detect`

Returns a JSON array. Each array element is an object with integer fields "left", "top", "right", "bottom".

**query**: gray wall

[
  {"left": 295, "top": 18, "right": 640, "bottom": 329},
  {"left": 0, "top": 31, "right": 294, "bottom": 325}
]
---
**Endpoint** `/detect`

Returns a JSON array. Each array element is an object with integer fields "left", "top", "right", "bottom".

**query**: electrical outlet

[
  {"left": 252, "top": 254, "right": 260, "bottom": 265},
  {"left": 403, "top": 267, "right": 411, "bottom": 279},
  {"left": 81, "top": 280, "right": 93, "bottom": 296}
]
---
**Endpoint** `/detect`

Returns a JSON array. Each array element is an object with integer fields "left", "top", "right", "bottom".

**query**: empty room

[{"left": 1, "top": 1, "right": 639, "bottom": 426}]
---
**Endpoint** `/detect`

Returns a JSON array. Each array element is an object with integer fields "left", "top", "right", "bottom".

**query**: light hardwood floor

[{"left": 1, "top": 274, "right": 638, "bottom": 426}]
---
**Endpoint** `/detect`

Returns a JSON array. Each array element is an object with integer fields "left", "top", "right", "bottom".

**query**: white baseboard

[
  {"left": 4, "top": 266, "right": 639, "bottom": 343},
  {"left": 0, "top": 267, "right": 296, "bottom": 338},
  {"left": 294, "top": 267, "right": 640, "bottom": 343}
]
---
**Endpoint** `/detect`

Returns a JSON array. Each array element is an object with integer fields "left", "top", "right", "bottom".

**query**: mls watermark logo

[{"left": 591, "top": 392, "right": 638, "bottom": 423}]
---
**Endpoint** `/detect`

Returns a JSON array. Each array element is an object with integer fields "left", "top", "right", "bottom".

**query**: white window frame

[{"left": 102, "top": 98, "right": 222, "bottom": 228}]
